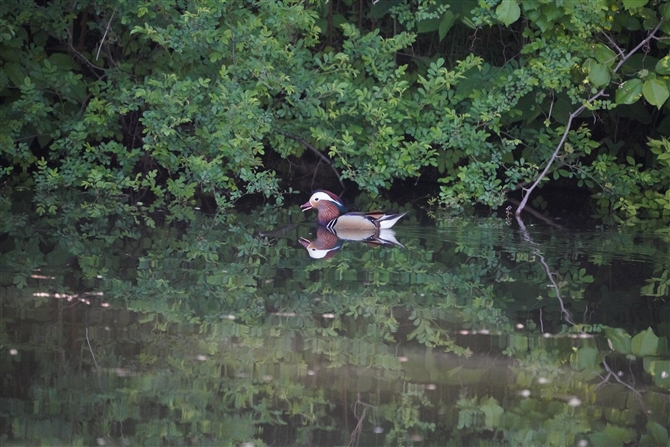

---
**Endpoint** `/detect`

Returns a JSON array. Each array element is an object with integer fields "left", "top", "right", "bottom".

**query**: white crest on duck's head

[
  {"left": 305, "top": 246, "right": 337, "bottom": 259},
  {"left": 300, "top": 190, "right": 347, "bottom": 226},
  {"left": 308, "top": 190, "right": 344, "bottom": 209},
  {"left": 299, "top": 236, "right": 340, "bottom": 259}
]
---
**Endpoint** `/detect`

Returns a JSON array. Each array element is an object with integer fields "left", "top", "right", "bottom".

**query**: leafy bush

[{"left": 1, "top": 0, "right": 670, "bottom": 225}]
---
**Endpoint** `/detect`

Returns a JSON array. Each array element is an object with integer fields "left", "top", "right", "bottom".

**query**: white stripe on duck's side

[{"left": 301, "top": 190, "right": 407, "bottom": 230}]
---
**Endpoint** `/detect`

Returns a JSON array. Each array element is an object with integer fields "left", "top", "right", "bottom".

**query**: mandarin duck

[
  {"left": 300, "top": 226, "right": 405, "bottom": 259},
  {"left": 300, "top": 190, "right": 407, "bottom": 231}
]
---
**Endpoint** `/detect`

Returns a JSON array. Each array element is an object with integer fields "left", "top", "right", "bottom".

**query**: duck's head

[
  {"left": 299, "top": 237, "right": 340, "bottom": 259},
  {"left": 300, "top": 190, "right": 345, "bottom": 212},
  {"left": 300, "top": 190, "right": 347, "bottom": 224},
  {"left": 299, "top": 226, "right": 343, "bottom": 259}
]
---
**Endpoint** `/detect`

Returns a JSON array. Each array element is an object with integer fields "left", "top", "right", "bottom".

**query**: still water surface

[{"left": 1, "top": 208, "right": 669, "bottom": 446}]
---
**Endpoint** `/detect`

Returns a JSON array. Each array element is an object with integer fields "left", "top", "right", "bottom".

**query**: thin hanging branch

[
  {"left": 96, "top": 8, "right": 116, "bottom": 61},
  {"left": 515, "top": 215, "right": 576, "bottom": 326},
  {"left": 278, "top": 131, "right": 346, "bottom": 190},
  {"left": 515, "top": 20, "right": 664, "bottom": 217},
  {"left": 348, "top": 392, "right": 376, "bottom": 447}
]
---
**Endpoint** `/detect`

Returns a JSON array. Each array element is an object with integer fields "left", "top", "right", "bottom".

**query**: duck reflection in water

[{"left": 299, "top": 226, "right": 405, "bottom": 259}]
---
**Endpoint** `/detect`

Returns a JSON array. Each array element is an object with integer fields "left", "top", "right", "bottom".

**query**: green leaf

[
  {"left": 417, "top": 18, "right": 440, "bottom": 33},
  {"left": 480, "top": 397, "right": 504, "bottom": 430},
  {"left": 588, "top": 62, "right": 611, "bottom": 87},
  {"left": 496, "top": 0, "right": 520, "bottom": 26},
  {"left": 603, "top": 424, "right": 634, "bottom": 444},
  {"left": 644, "top": 359, "right": 670, "bottom": 389},
  {"left": 631, "top": 327, "right": 659, "bottom": 356},
  {"left": 643, "top": 78, "right": 670, "bottom": 108},
  {"left": 622, "top": 0, "right": 649, "bottom": 10},
  {"left": 367, "top": 0, "right": 402, "bottom": 19},
  {"left": 48, "top": 53, "right": 81, "bottom": 71},
  {"left": 606, "top": 327, "right": 631, "bottom": 354},
  {"left": 4, "top": 62, "right": 25, "bottom": 88},
  {"left": 576, "top": 346, "right": 599, "bottom": 370},
  {"left": 439, "top": 11, "right": 456, "bottom": 41},
  {"left": 594, "top": 44, "right": 617, "bottom": 67},
  {"left": 647, "top": 420, "right": 668, "bottom": 446},
  {"left": 616, "top": 79, "right": 643, "bottom": 105},
  {"left": 655, "top": 54, "right": 670, "bottom": 75}
]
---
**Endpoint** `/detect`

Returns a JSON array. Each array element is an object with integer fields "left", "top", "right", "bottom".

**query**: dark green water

[{"left": 1, "top": 205, "right": 669, "bottom": 446}]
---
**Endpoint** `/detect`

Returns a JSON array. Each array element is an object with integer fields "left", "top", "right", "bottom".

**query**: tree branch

[
  {"left": 279, "top": 131, "right": 345, "bottom": 190},
  {"left": 96, "top": 8, "right": 116, "bottom": 61},
  {"left": 515, "top": 20, "right": 664, "bottom": 217}
]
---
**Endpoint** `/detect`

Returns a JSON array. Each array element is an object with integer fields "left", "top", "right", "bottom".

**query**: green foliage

[
  {"left": 2, "top": 0, "right": 669, "bottom": 224},
  {"left": 2, "top": 0, "right": 311, "bottom": 224},
  {"left": 588, "top": 138, "right": 670, "bottom": 225}
]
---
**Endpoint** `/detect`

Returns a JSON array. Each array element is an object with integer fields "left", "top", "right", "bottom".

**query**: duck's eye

[{"left": 314, "top": 197, "right": 319, "bottom": 201}]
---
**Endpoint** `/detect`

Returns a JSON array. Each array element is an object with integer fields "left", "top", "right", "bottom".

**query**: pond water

[{"left": 1, "top": 204, "right": 669, "bottom": 446}]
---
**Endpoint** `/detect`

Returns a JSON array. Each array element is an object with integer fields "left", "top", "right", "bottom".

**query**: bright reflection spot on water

[
  {"left": 577, "top": 439, "right": 589, "bottom": 447},
  {"left": 307, "top": 370, "right": 315, "bottom": 376},
  {"left": 519, "top": 389, "right": 531, "bottom": 397},
  {"left": 568, "top": 397, "right": 581, "bottom": 407},
  {"left": 459, "top": 330, "right": 469, "bottom": 335},
  {"left": 96, "top": 438, "right": 106, "bottom": 445},
  {"left": 426, "top": 384, "right": 436, "bottom": 390},
  {"left": 543, "top": 333, "right": 552, "bottom": 338},
  {"left": 262, "top": 375, "right": 273, "bottom": 381},
  {"left": 479, "top": 329, "right": 489, "bottom": 334},
  {"left": 101, "top": 302, "right": 110, "bottom": 307},
  {"left": 9, "top": 349, "right": 18, "bottom": 355},
  {"left": 31, "top": 274, "right": 55, "bottom": 279},
  {"left": 410, "top": 434, "right": 423, "bottom": 441},
  {"left": 398, "top": 356, "right": 408, "bottom": 362},
  {"left": 240, "top": 443, "right": 255, "bottom": 447},
  {"left": 537, "top": 377, "right": 550, "bottom": 384},
  {"left": 196, "top": 355, "right": 207, "bottom": 361},
  {"left": 373, "top": 427, "right": 384, "bottom": 434},
  {"left": 322, "top": 313, "right": 335, "bottom": 318},
  {"left": 516, "top": 323, "right": 524, "bottom": 329},
  {"left": 661, "top": 371, "right": 668, "bottom": 379}
]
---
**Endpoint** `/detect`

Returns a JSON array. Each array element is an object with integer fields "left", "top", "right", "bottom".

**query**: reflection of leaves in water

[{"left": 1, "top": 206, "right": 669, "bottom": 445}]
